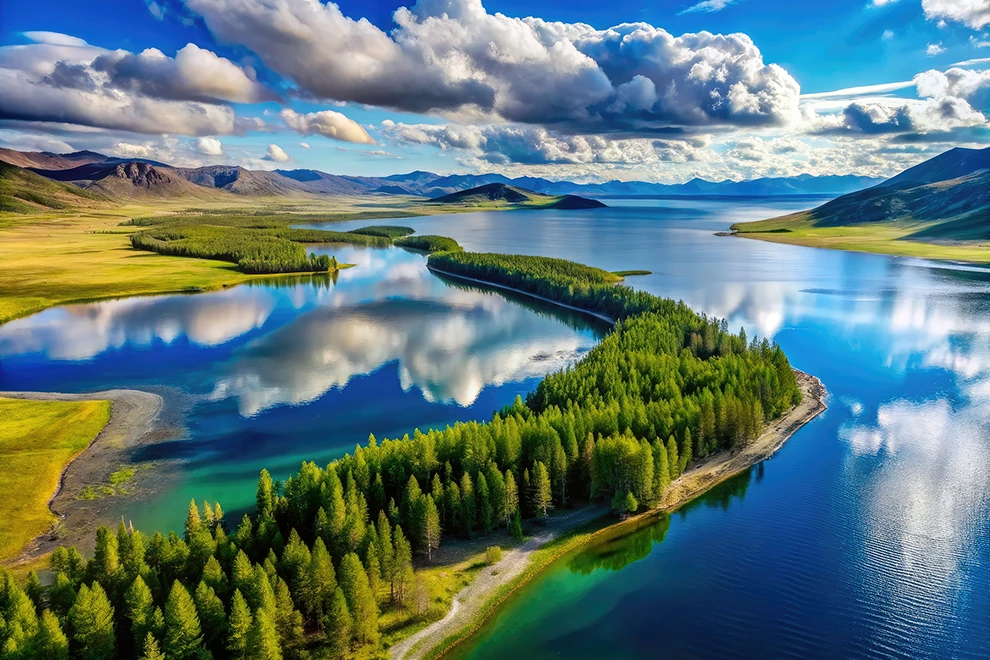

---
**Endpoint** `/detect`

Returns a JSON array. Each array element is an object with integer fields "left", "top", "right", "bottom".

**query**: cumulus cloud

[
  {"left": 280, "top": 108, "right": 374, "bottom": 144},
  {"left": 0, "top": 36, "right": 270, "bottom": 136},
  {"left": 299, "top": 141, "right": 310, "bottom": 148},
  {"left": 186, "top": 0, "right": 800, "bottom": 135},
  {"left": 90, "top": 43, "right": 276, "bottom": 104},
  {"left": 263, "top": 143, "right": 290, "bottom": 162},
  {"left": 810, "top": 96, "right": 986, "bottom": 135},
  {"left": 927, "top": 42, "right": 946, "bottom": 56},
  {"left": 923, "top": 0, "right": 990, "bottom": 30},
  {"left": 915, "top": 66, "right": 990, "bottom": 106},
  {"left": 195, "top": 136, "right": 223, "bottom": 155}
]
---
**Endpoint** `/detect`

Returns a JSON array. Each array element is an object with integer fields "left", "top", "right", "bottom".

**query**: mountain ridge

[{"left": 0, "top": 147, "right": 886, "bottom": 203}]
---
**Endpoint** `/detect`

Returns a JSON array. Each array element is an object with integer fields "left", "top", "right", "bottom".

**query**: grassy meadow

[
  {"left": 0, "top": 397, "right": 111, "bottom": 560},
  {"left": 731, "top": 212, "right": 990, "bottom": 263},
  {"left": 0, "top": 197, "right": 420, "bottom": 324}
]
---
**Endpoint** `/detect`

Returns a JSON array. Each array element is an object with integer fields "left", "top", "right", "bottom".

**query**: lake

[{"left": 3, "top": 197, "right": 989, "bottom": 657}]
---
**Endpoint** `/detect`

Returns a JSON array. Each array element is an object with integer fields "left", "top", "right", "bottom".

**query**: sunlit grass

[
  {"left": 732, "top": 214, "right": 990, "bottom": 263},
  {"left": 0, "top": 397, "right": 111, "bottom": 560}
]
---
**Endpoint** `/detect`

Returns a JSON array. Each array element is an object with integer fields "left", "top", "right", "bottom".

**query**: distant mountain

[
  {"left": 734, "top": 146, "right": 990, "bottom": 241},
  {"left": 431, "top": 183, "right": 605, "bottom": 209},
  {"left": 0, "top": 147, "right": 884, "bottom": 204}
]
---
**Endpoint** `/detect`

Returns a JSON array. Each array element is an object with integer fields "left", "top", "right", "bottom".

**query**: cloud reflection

[
  {"left": 210, "top": 297, "right": 593, "bottom": 416},
  {"left": 0, "top": 288, "right": 277, "bottom": 360}
]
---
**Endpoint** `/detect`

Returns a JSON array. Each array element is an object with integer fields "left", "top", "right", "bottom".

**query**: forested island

[{"left": 0, "top": 245, "right": 805, "bottom": 660}]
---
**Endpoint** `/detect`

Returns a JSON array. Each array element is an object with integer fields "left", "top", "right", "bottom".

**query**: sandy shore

[
  {"left": 391, "top": 370, "right": 827, "bottom": 660},
  {"left": 0, "top": 389, "right": 166, "bottom": 563}
]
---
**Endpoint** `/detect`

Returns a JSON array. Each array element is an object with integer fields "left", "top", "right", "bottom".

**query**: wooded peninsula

[{"left": 0, "top": 243, "right": 806, "bottom": 660}]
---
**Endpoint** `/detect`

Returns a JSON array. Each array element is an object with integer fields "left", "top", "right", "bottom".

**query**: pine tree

[
  {"left": 325, "top": 588, "right": 352, "bottom": 658},
  {"left": 245, "top": 608, "right": 282, "bottom": 660},
  {"left": 552, "top": 442, "right": 568, "bottom": 506},
  {"left": 162, "top": 580, "right": 203, "bottom": 660},
  {"left": 124, "top": 575, "right": 155, "bottom": 649},
  {"left": 338, "top": 553, "right": 379, "bottom": 646},
  {"left": 532, "top": 461, "right": 553, "bottom": 519},
  {"left": 88, "top": 526, "right": 120, "bottom": 591},
  {"left": 69, "top": 582, "right": 116, "bottom": 660},
  {"left": 227, "top": 590, "right": 252, "bottom": 657},
  {"left": 273, "top": 578, "right": 306, "bottom": 659},
  {"left": 460, "top": 472, "right": 476, "bottom": 536},
  {"left": 194, "top": 581, "right": 227, "bottom": 655},
  {"left": 477, "top": 473, "right": 493, "bottom": 534},
  {"left": 49, "top": 572, "right": 76, "bottom": 620},
  {"left": 375, "top": 512, "right": 394, "bottom": 594},
  {"left": 137, "top": 632, "right": 166, "bottom": 660},
  {"left": 504, "top": 470, "right": 519, "bottom": 530},
  {"left": 423, "top": 495, "right": 442, "bottom": 561},
  {"left": 391, "top": 526, "right": 413, "bottom": 605},
  {"left": 257, "top": 469, "right": 275, "bottom": 518},
  {"left": 185, "top": 499, "right": 202, "bottom": 539},
  {"left": 430, "top": 473, "right": 445, "bottom": 525},
  {"left": 652, "top": 439, "right": 670, "bottom": 503},
  {"left": 202, "top": 555, "right": 229, "bottom": 599},
  {"left": 303, "top": 537, "right": 336, "bottom": 625},
  {"left": 509, "top": 510, "right": 523, "bottom": 539},
  {"left": 521, "top": 468, "right": 531, "bottom": 517},
  {"left": 34, "top": 609, "right": 69, "bottom": 660},
  {"left": 25, "top": 570, "right": 43, "bottom": 612},
  {"left": 679, "top": 429, "right": 693, "bottom": 474},
  {"left": 666, "top": 435, "right": 679, "bottom": 481}
]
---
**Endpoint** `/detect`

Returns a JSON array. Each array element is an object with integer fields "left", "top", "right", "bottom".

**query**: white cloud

[
  {"left": 263, "top": 143, "right": 290, "bottom": 162},
  {"left": 299, "top": 141, "right": 310, "bottom": 149},
  {"left": 883, "top": 29, "right": 896, "bottom": 40},
  {"left": 679, "top": 0, "right": 737, "bottom": 13},
  {"left": 280, "top": 108, "right": 375, "bottom": 144},
  {"left": 20, "top": 32, "right": 89, "bottom": 47},
  {"left": 195, "top": 136, "right": 223, "bottom": 155},
  {"left": 0, "top": 37, "right": 270, "bottom": 136},
  {"left": 923, "top": 0, "right": 990, "bottom": 30},
  {"left": 927, "top": 42, "right": 947, "bottom": 56},
  {"left": 145, "top": 0, "right": 165, "bottom": 20},
  {"left": 186, "top": 0, "right": 801, "bottom": 134}
]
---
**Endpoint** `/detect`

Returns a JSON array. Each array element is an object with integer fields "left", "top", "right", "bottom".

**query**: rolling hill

[
  {"left": 0, "top": 162, "right": 108, "bottom": 212},
  {"left": 430, "top": 183, "right": 606, "bottom": 209},
  {"left": 730, "top": 146, "right": 990, "bottom": 260}
]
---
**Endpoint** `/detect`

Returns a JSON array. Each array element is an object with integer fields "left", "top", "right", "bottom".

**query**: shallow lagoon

[{"left": 3, "top": 197, "right": 989, "bottom": 657}]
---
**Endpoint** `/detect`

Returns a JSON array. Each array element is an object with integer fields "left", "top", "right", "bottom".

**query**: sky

[{"left": 0, "top": 0, "right": 988, "bottom": 183}]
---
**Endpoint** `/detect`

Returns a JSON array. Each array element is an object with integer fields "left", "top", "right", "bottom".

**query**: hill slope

[
  {"left": 430, "top": 183, "right": 606, "bottom": 209},
  {"left": 730, "top": 146, "right": 990, "bottom": 261},
  {"left": 0, "top": 162, "right": 107, "bottom": 213}
]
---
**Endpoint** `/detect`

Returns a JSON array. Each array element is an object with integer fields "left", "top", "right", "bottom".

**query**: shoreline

[
  {"left": 392, "top": 370, "right": 827, "bottom": 660},
  {"left": 0, "top": 389, "right": 166, "bottom": 565},
  {"left": 427, "top": 265, "right": 617, "bottom": 325}
]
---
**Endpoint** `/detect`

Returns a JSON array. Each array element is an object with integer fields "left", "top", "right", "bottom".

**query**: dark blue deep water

[{"left": 2, "top": 197, "right": 989, "bottom": 657}]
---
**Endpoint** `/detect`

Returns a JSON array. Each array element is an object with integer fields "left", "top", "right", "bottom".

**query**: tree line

[
  {"left": 129, "top": 225, "right": 390, "bottom": 275},
  {"left": 0, "top": 248, "right": 802, "bottom": 659}
]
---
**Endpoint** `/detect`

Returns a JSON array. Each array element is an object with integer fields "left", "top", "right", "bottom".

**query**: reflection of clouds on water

[
  {"left": 839, "top": 396, "right": 990, "bottom": 615},
  {"left": 0, "top": 289, "right": 277, "bottom": 360},
  {"left": 211, "top": 298, "right": 592, "bottom": 416}
]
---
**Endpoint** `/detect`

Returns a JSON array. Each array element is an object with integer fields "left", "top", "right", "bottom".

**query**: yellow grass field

[
  {"left": 0, "top": 397, "right": 111, "bottom": 560},
  {"left": 731, "top": 214, "right": 990, "bottom": 263}
]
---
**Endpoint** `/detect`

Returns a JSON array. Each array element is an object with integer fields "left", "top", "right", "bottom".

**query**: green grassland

[
  {"left": 731, "top": 212, "right": 990, "bottom": 263},
  {"left": 0, "top": 398, "right": 111, "bottom": 560}
]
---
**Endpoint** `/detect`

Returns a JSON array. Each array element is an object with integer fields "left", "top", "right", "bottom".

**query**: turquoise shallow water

[{"left": 2, "top": 197, "right": 989, "bottom": 657}]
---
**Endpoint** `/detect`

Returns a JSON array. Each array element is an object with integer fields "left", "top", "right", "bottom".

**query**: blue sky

[{"left": 1, "top": 0, "right": 988, "bottom": 181}]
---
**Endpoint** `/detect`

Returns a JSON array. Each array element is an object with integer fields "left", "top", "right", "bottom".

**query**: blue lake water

[{"left": 2, "top": 197, "right": 988, "bottom": 657}]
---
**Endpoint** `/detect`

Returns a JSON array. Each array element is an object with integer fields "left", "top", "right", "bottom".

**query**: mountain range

[
  {"left": 0, "top": 147, "right": 883, "bottom": 203},
  {"left": 733, "top": 146, "right": 990, "bottom": 241}
]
